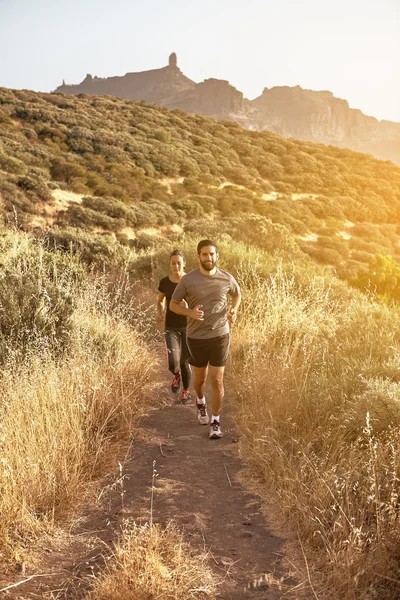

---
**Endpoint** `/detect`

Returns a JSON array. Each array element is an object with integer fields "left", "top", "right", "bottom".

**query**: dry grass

[
  {"left": 0, "top": 246, "right": 159, "bottom": 562},
  {"left": 83, "top": 521, "right": 216, "bottom": 600},
  {"left": 230, "top": 264, "right": 400, "bottom": 599}
]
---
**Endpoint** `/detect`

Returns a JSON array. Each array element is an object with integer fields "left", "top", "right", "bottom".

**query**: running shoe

[
  {"left": 171, "top": 373, "right": 181, "bottom": 394},
  {"left": 209, "top": 420, "right": 223, "bottom": 439},
  {"left": 180, "top": 390, "right": 192, "bottom": 404},
  {"left": 196, "top": 401, "right": 209, "bottom": 425}
]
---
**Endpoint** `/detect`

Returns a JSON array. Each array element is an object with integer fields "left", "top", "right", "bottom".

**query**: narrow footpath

[
  {"left": 119, "top": 396, "right": 300, "bottom": 599},
  {"left": 1, "top": 386, "right": 306, "bottom": 600}
]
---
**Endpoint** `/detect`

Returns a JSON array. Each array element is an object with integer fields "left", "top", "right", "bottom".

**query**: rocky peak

[
  {"left": 168, "top": 52, "right": 178, "bottom": 68},
  {"left": 54, "top": 53, "right": 195, "bottom": 103}
]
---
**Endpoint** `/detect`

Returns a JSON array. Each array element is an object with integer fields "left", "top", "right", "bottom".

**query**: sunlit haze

[{"left": 0, "top": 0, "right": 399, "bottom": 122}]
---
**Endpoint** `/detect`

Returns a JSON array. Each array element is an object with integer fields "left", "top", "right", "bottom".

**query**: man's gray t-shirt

[{"left": 172, "top": 268, "right": 240, "bottom": 339}]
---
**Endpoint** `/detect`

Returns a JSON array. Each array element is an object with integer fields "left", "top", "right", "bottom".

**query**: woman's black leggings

[{"left": 164, "top": 328, "right": 191, "bottom": 389}]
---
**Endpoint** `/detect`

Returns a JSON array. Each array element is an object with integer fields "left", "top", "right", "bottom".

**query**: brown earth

[{"left": 0, "top": 377, "right": 309, "bottom": 600}]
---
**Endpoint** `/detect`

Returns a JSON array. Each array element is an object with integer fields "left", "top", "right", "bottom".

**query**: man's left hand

[{"left": 228, "top": 308, "right": 237, "bottom": 325}]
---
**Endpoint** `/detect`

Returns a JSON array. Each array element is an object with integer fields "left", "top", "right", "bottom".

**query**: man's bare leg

[
  {"left": 192, "top": 365, "right": 208, "bottom": 400},
  {"left": 209, "top": 365, "right": 225, "bottom": 417}
]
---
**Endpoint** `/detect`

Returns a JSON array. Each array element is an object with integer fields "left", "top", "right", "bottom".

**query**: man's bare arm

[
  {"left": 170, "top": 298, "right": 204, "bottom": 321},
  {"left": 228, "top": 292, "right": 241, "bottom": 325}
]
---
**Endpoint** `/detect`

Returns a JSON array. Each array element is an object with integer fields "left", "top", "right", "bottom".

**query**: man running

[{"left": 170, "top": 239, "right": 241, "bottom": 439}]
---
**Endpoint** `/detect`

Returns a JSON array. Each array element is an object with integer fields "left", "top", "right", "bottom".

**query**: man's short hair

[{"left": 197, "top": 239, "right": 218, "bottom": 254}]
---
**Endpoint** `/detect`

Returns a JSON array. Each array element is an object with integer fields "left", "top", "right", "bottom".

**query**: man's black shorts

[{"left": 186, "top": 334, "right": 230, "bottom": 368}]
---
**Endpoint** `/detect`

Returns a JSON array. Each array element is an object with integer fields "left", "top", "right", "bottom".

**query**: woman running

[{"left": 157, "top": 249, "right": 192, "bottom": 403}]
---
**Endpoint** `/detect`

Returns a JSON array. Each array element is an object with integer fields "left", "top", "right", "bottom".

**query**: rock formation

[
  {"left": 54, "top": 55, "right": 400, "bottom": 164},
  {"left": 245, "top": 86, "right": 400, "bottom": 163},
  {"left": 165, "top": 78, "right": 244, "bottom": 118},
  {"left": 55, "top": 53, "right": 195, "bottom": 105},
  {"left": 169, "top": 52, "right": 177, "bottom": 68}
]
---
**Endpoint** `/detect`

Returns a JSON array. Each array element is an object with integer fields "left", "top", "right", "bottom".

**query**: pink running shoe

[
  {"left": 180, "top": 390, "right": 192, "bottom": 404},
  {"left": 171, "top": 373, "right": 181, "bottom": 393}
]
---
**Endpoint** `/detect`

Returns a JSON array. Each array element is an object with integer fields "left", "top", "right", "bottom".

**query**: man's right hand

[{"left": 190, "top": 304, "right": 204, "bottom": 320}]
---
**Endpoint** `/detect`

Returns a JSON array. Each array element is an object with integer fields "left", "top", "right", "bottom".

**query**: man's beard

[{"left": 200, "top": 259, "right": 216, "bottom": 271}]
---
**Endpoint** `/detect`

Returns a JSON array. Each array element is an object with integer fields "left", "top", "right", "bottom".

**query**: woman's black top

[{"left": 158, "top": 276, "right": 187, "bottom": 330}]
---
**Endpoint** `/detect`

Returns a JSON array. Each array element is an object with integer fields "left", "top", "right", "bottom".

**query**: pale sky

[{"left": 0, "top": 0, "right": 399, "bottom": 122}]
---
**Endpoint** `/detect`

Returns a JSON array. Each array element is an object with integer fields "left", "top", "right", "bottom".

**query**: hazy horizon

[{"left": 0, "top": 0, "right": 399, "bottom": 122}]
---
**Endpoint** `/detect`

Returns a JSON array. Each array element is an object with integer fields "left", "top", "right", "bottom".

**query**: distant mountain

[
  {"left": 54, "top": 53, "right": 400, "bottom": 164},
  {"left": 55, "top": 53, "right": 196, "bottom": 105}
]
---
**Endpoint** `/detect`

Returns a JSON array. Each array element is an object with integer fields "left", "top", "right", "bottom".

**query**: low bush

[
  {"left": 0, "top": 231, "right": 84, "bottom": 363},
  {"left": 351, "top": 254, "right": 400, "bottom": 303},
  {"left": 82, "top": 196, "right": 137, "bottom": 225},
  {"left": 0, "top": 153, "right": 27, "bottom": 175},
  {"left": 171, "top": 198, "right": 204, "bottom": 219},
  {"left": 17, "top": 175, "right": 52, "bottom": 202},
  {"left": 61, "top": 204, "right": 126, "bottom": 231},
  {"left": 83, "top": 522, "right": 216, "bottom": 600},
  {"left": 189, "top": 195, "right": 218, "bottom": 213},
  {"left": 46, "top": 227, "right": 133, "bottom": 267}
]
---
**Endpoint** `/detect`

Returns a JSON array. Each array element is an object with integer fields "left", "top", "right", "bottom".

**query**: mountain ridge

[{"left": 53, "top": 53, "right": 400, "bottom": 165}]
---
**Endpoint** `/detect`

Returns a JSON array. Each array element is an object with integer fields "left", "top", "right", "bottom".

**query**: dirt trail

[
  {"left": 123, "top": 398, "right": 298, "bottom": 599},
  {"left": 1, "top": 384, "right": 304, "bottom": 600}
]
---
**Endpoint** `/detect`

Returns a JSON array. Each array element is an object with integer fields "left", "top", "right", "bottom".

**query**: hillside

[
  {"left": 1, "top": 85, "right": 400, "bottom": 287},
  {"left": 2, "top": 87, "right": 400, "bottom": 599},
  {"left": 53, "top": 54, "right": 400, "bottom": 164}
]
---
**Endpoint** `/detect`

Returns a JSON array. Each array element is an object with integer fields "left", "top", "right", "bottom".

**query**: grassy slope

[
  {"left": 1, "top": 86, "right": 400, "bottom": 282},
  {"left": 2, "top": 88, "right": 400, "bottom": 597}
]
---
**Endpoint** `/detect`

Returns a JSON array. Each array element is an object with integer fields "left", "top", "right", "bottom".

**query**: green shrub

[
  {"left": 184, "top": 213, "right": 303, "bottom": 259},
  {"left": 188, "top": 195, "right": 218, "bottom": 213},
  {"left": 50, "top": 158, "right": 87, "bottom": 184},
  {"left": 170, "top": 199, "right": 203, "bottom": 219},
  {"left": 134, "top": 200, "right": 178, "bottom": 227},
  {"left": 46, "top": 227, "right": 132, "bottom": 267},
  {"left": 17, "top": 175, "right": 52, "bottom": 202},
  {"left": 0, "top": 154, "right": 27, "bottom": 175},
  {"left": 132, "top": 232, "right": 168, "bottom": 250},
  {"left": 351, "top": 254, "right": 400, "bottom": 303},
  {"left": 0, "top": 232, "right": 84, "bottom": 363},
  {"left": 61, "top": 204, "right": 126, "bottom": 231},
  {"left": 182, "top": 177, "right": 201, "bottom": 194},
  {"left": 316, "top": 235, "right": 349, "bottom": 257},
  {"left": 350, "top": 250, "right": 373, "bottom": 263},
  {"left": 153, "top": 128, "right": 171, "bottom": 143},
  {"left": 303, "top": 245, "right": 342, "bottom": 266},
  {"left": 82, "top": 196, "right": 137, "bottom": 226}
]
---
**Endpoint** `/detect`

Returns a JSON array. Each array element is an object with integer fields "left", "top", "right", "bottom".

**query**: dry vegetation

[
  {"left": 2, "top": 86, "right": 400, "bottom": 598},
  {"left": 83, "top": 522, "right": 216, "bottom": 600},
  {"left": 1, "top": 86, "right": 400, "bottom": 287},
  {"left": 128, "top": 236, "right": 400, "bottom": 597},
  {"left": 0, "top": 229, "right": 157, "bottom": 565},
  {"left": 227, "top": 253, "right": 400, "bottom": 599}
]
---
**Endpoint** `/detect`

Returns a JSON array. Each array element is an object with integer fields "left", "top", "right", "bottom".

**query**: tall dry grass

[
  {"left": 230, "top": 263, "right": 400, "bottom": 599},
  {"left": 0, "top": 232, "right": 158, "bottom": 560},
  {"left": 83, "top": 521, "right": 216, "bottom": 600}
]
